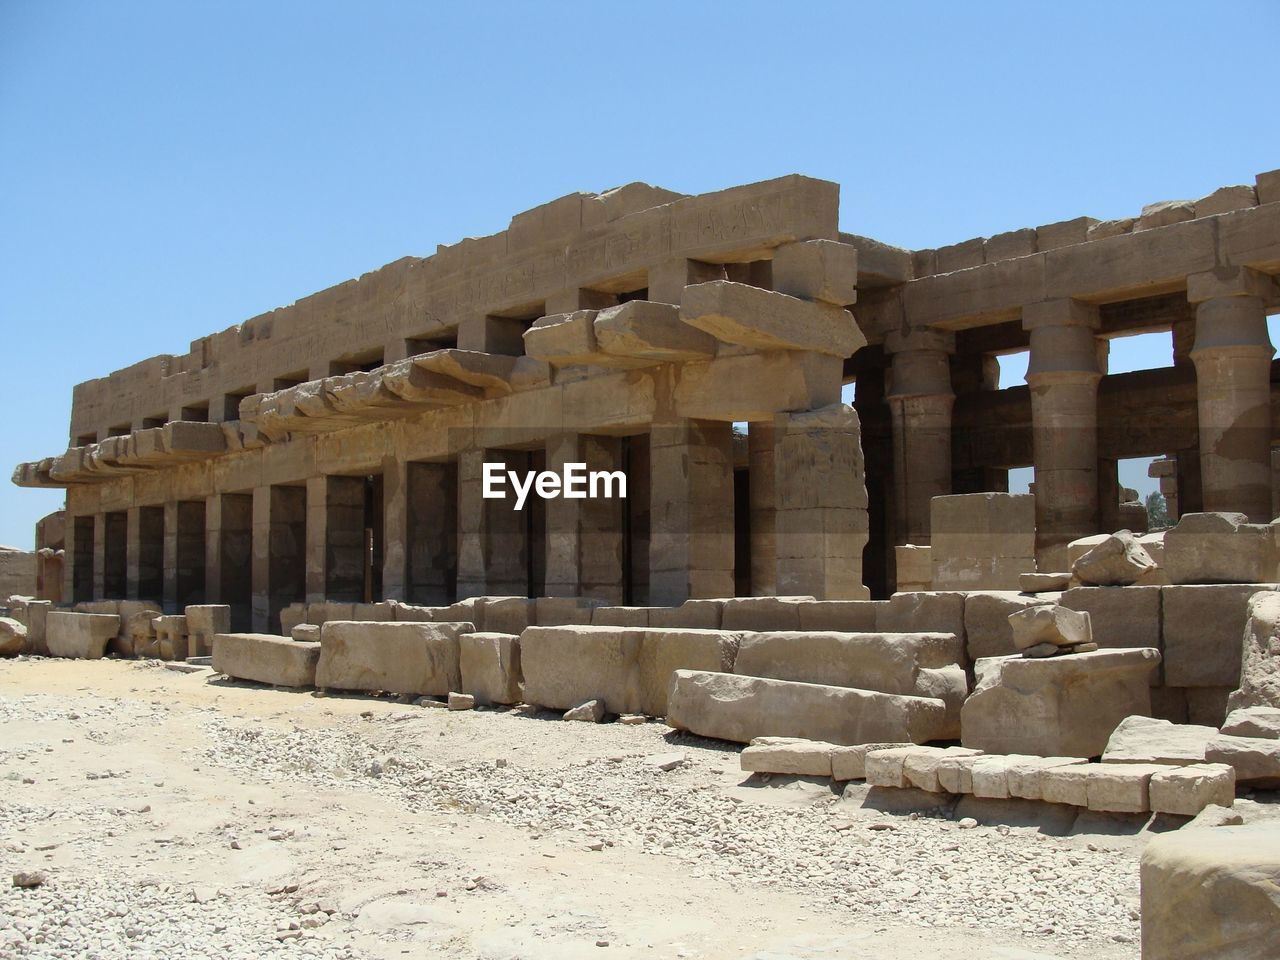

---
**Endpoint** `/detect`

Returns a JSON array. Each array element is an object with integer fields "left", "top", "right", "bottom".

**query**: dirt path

[{"left": 1, "top": 658, "right": 1146, "bottom": 959}]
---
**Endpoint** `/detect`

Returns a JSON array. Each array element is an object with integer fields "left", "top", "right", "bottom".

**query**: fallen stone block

[
  {"left": 291, "top": 624, "right": 320, "bottom": 642},
  {"left": 740, "top": 737, "right": 834, "bottom": 777},
  {"left": 1019, "top": 572, "right": 1070, "bottom": 593},
  {"left": 681, "top": 280, "right": 864, "bottom": 357},
  {"left": 1101, "top": 715, "right": 1215, "bottom": 766},
  {"left": 316, "top": 621, "right": 471, "bottom": 697},
  {"left": 593, "top": 300, "right": 717, "bottom": 363},
  {"left": 1228, "top": 592, "right": 1280, "bottom": 712},
  {"left": 1163, "top": 511, "right": 1280, "bottom": 585},
  {"left": 184, "top": 605, "right": 230, "bottom": 658},
  {"left": 482, "top": 597, "right": 535, "bottom": 635},
  {"left": 564, "top": 699, "right": 604, "bottom": 722},
  {"left": 1205, "top": 734, "right": 1280, "bottom": 786},
  {"left": 963, "top": 591, "right": 1052, "bottom": 661},
  {"left": 970, "top": 756, "right": 1014, "bottom": 799},
  {"left": 1222, "top": 706, "right": 1280, "bottom": 739},
  {"left": 648, "top": 600, "right": 722, "bottom": 629},
  {"left": 1162, "top": 583, "right": 1276, "bottom": 689},
  {"left": 865, "top": 746, "right": 933, "bottom": 789},
  {"left": 212, "top": 633, "right": 321, "bottom": 688},
  {"left": 154, "top": 615, "right": 188, "bottom": 661},
  {"left": 1185, "top": 804, "right": 1243, "bottom": 829},
  {"left": 447, "top": 692, "right": 475, "bottom": 711},
  {"left": 666, "top": 670, "right": 948, "bottom": 746},
  {"left": 1085, "top": 763, "right": 1169, "bottom": 813},
  {"left": 1071, "top": 531, "right": 1156, "bottom": 586},
  {"left": 1009, "top": 603, "right": 1090, "bottom": 652},
  {"left": 459, "top": 632, "right": 522, "bottom": 705},
  {"left": 878, "top": 591, "right": 965, "bottom": 638},
  {"left": 0, "top": 617, "right": 26, "bottom": 656},
  {"left": 46, "top": 611, "right": 120, "bottom": 659},
  {"left": 1141, "top": 823, "right": 1280, "bottom": 960},
  {"left": 961, "top": 648, "right": 1160, "bottom": 757},
  {"left": 830, "top": 742, "right": 910, "bottom": 781},
  {"left": 1148, "top": 763, "right": 1235, "bottom": 816}
]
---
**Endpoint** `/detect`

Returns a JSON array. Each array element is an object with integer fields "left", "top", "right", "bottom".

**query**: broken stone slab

[
  {"left": 46, "top": 611, "right": 120, "bottom": 659},
  {"left": 458, "top": 632, "right": 522, "bottom": 706},
  {"left": 154, "top": 615, "right": 189, "bottom": 661},
  {"left": 563, "top": 699, "right": 605, "bottom": 723},
  {"left": 1163, "top": 512, "right": 1280, "bottom": 585},
  {"left": 680, "top": 280, "right": 864, "bottom": 357},
  {"left": 1185, "top": 804, "right": 1243, "bottom": 829},
  {"left": 592, "top": 300, "right": 717, "bottom": 363},
  {"left": 829, "top": 742, "right": 911, "bottom": 781},
  {"left": 1222, "top": 706, "right": 1280, "bottom": 739},
  {"left": 864, "top": 746, "right": 939, "bottom": 790},
  {"left": 740, "top": 737, "right": 835, "bottom": 777},
  {"left": 315, "top": 621, "right": 472, "bottom": 697},
  {"left": 1101, "top": 715, "right": 1215, "bottom": 766},
  {"left": 447, "top": 692, "right": 475, "bottom": 711},
  {"left": 1071, "top": 530, "right": 1157, "bottom": 586},
  {"left": 1141, "top": 823, "right": 1280, "bottom": 960},
  {"left": 1228, "top": 592, "right": 1280, "bottom": 712},
  {"left": 771, "top": 239, "right": 858, "bottom": 306},
  {"left": 1008, "top": 603, "right": 1091, "bottom": 651},
  {"left": 0, "top": 617, "right": 27, "bottom": 656},
  {"left": 935, "top": 752, "right": 985, "bottom": 795},
  {"left": 960, "top": 648, "right": 1160, "bottom": 757},
  {"left": 1085, "top": 762, "right": 1170, "bottom": 813},
  {"left": 212, "top": 633, "right": 321, "bottom": 688},
  {"left": 1205, "top": 734, "right": 1280, "bottom": 787},
  {"left": 666, "top": 670, "right": 948, "bottom": 746},
  {"left": 1148, "top": 763, "right": 1235, "bottom": 816},
  {"left": 1019, "top": 572, "right": 1071, "bottom": 593},
  {"left": 1135, "top": 198, "right": 1195, "bottom": 231}
]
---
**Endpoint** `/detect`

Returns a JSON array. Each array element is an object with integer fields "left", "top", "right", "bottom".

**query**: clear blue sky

[{"left": 3, "top": 1, "right": 1277, "bottom": 548}]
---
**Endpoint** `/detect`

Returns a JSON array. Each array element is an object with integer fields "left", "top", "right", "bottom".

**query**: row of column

[{"left": 886, "top": 266, "right": 1277, "bottom": 567}]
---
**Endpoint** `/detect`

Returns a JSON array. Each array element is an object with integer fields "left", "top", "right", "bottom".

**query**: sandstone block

[
  {"left": 1228, "top": 592, "right": 1280, "bottom": 712},
  {"left": 1009, "top": 603, "right": 1090, "bottom": 651},
  {"left": 771, "top": 239, "right": 858, "bottom": 306},
  {"left": 878, "top": 591, "right": 965, "bottom": 639},
  {"left": 931, "top": 493, "right": 1035, "bottom": 591},
  {"left": 740, "top": 737, "right": 835, "bottom": 777},
  {"left": 1040, "top": 763, "right": 1092, "bottom": 807},
  {"left": 212, "top": 633, "right": 320, "bottom": 688},
  {"left": 1258, "top": 168, "right": 1280, "bottom": 205},
  {"left": 720, "top": 596, "right": 811, "bottom": 631},
  {"left": 1085, "top": 763, "right": 1169, "bottom": 813},
  {"left": 636, "top": 628, "right": 737, "bottom": 717},
  {"left": 316, "top": 621, "right": 472, "bottom": 697},
  {"left": 46, "top": 611, "right": 120, "bottom": 659},
  {"left": 564, "top": 699, "right": 604, "bottom": 722},
  {"left": 1101, "top": 715, "right": 1215, "bottom": 766},
  {"left": 1162, "top": 584, "right": 1276, "bottom": 688},
  {"left": 154, "top": 615, "right": 189, "bottom": 661},
  {"left": 1205, "top": 734, "right": 1280, "bottom": 786},
  {"left": 0, "top": 617, "right": 27, "bottom": 656},
  {"left": 963, "top": 591, "right": 1053, "bottom": 661},
  {"left": 591, "top": 606, "right": 651, "bottom": 627},
  {"left": 666, "top": 670, "right": 948, "bottom": 746},
  {"left": 961, "top": 648, "right": 1160, "bottom": 757},
  {"left": 830, "top": 743, "right": 910, "bottom": 781},
  {"left": 865, "top": 746, "right": 934, "bottom": 789},
  {"left": 447, "top": 692, "right": 475, "bottom": 711},
  {"left": 901, "top": 746, "right": 982, "bottom": 792},
  {"left": 796, "top": 600, "right": 880, "bottom": 632},
  {"left": 894, "top": 545, "right": 932, "bottom": 591},
  {"left": 1071, "top": 531, "right": 1156, "bottom": 586},
  {"left": 1019, "top": 573, "right": 1070, "bottom": 593},
  {"left": 483, "top": 597, "right": 535, "bottom": 635},
  {"left": 1186, "top": 804, "right": 1243, "bottom": 829},
  {"left": 649, "top": 600, "right": 722, "bottom": 629},
  {"left": 681, "top": 280, "right": 864, "bottom": 357},
  {"left": 279, "top": 603, "right": 307, "bottom": 638},
  {"left": 1148, "top": 763, "right": 1235, "bottom": 816},
  {"left": 459, "top": 632, "right": 522, "bottom": 705},
  {"left": 534, "top": 596, "right": 599, "bottom": 627},
  {"left": 1135, "top": 199, "right": 1195, "bottom": 231},
  {"left": 1005, "top": 756, "right": 1089, "bottom": 801},
  {"left": 1163, "top": 512, "right": 1280, "bottom": 585},
  {"left": 1194, "top": 184, "right": 1257, "bottom": 218},
  {"left": 1141, "top": 824, "right": 1280, "bottom": 960},
  {"left": 1058, "top": 586, "right": 1162, "bottom": 680},
  {"left": 935, "top": 752, "right": 985, "bottom": 794},
  {"left": 970, "top": 755, "right": 1014, "bottom": 799},
  {"left": 593, "top": 300, "right": 716, "bottom": 363},
  {"left": 1222, "top": 706, "right": 1280, "bottom": 739},
  {"left": 1187, "top": 687, "right": 1233, "bottom": 727},
  {"left": 292, "top": 624, "right": 320, "bottom": 642},
  {"left": 184, "top": 605, "right": 230, "bottom": 658}
]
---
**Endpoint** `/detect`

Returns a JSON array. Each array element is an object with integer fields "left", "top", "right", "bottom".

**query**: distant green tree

[{"left": 1145, "top": 490, "right": 1170, "bottom": 530}]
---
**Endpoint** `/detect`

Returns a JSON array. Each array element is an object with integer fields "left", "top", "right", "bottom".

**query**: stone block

[
  {"left": 1040, "top": 763, "right": 1092, "bottom": 807},
  {"left": 535, "top": 596, "right": 599, "bottom": 626},
  {"left": 1162, "top": 584, "right": 1276, "bottom": 688},
  {"left": 930, "top": 493, "right": 1036, "bottom": 590},
  {"left": 636, "top": 628, "right": 737, "bottom": 717},
  {"left": 483, "top": 597, "right": 535, "bottom": 635},
  {"left": 1085, "top": 763, "right": 1168, "bottom": 812},
  {"left": 877, "top": 591, "right": 965, "bottom": 639},
  {"left": 1019, "top": 572, "right": 1070, "bottom": 593},
  {"left": 1009, "top": 604, "right": 1090, "bottom": 651},
  {"left": 984, "top": 228, "right": 1037, "bottom": 261},
  {"left": 1148, "top": 763, "right": 1235, "bottom": 816},
  {"left": 591, "top": 606, "right": 651, "bottom": 627},
  {"left": 0, "top": 617, "right": 27, "bottom": 656},
  {"left": 523, "top": 310, "right": 611, "bottom": 367},
  {"left": 740, "top": 737, "right": 835, "bottom": 777},
  {"left": 771, "top": 239, "right": 858, "bottom": 306},
  {"left": 894, "top": 545, "right": 931, "bottom": 591},
  {"left": 1163, "top": 512, "right": 1280, "bottom": 585},
  {"left": 934, "top": 238, "right": 985, "bottom": 274},
  {"left": 1036, "top": 217, "right": 1097, "bottom": 251},
  {"left": 720, "top": 596, "right": 812, "bottom": 631},
  {"left": 963, "top": 591, "right": 1052, "bottom": 661},
  {"left": 1141, "top": 824, "right": 1280, "bottom": 960},
  {"left": 863, "top": 746, "right": 921, "bottom": 788},
  {"left": 212, "top": 633, "right": 320, "bottom": 688},
  {"left": 1086, "top": 218, "right": 1134, "bottom": 241},
  {"left": 1071, "top": 531, "right": 1156, "bottom": 586},
  {"left": 1005, "top": 756, "right": 1089, "bottom": 801},
  {"left": 961, "top": 648, "right": 1160, "bottom": 757},
  {"left": 563, "top": 699, "right": 604, "bottom": 722},
  {"left": 681, "top": 280, "right": 864, "bottom": 357},
  {"left": 184, "top": 605, "right": 230, "bottom": 658},
  {"left": 1205, "top": 734, "right": 1280, "bottom": 786},
  {"left": 970, "top": 755, "right": 1014, "bottom": 799},
  {"left": 829, "top": 742, "right": 910, "bottom": 781},
  {"left": 1222, "top": 706, "right": 1280, "bottom": 739},
  {"left": 292, "top": 624, "right": 320, "bottom": 642},
  {"left": 351, "top": 602, "right": 396, "bottom": 622},
  {"left": 459, "top": 631, "right": 522, "bottom": 705},
  {"left": 154, "top": 615, "right": 189, "bottom": 660},
  {"left": 901, "top": 746, "right": 982, "bottom": 792},
  {"left": 46, "top": 611, "right": 120, "bottom": 659},
  {"left": 1186, "top": 687, "right": 1233, "bottom": 727},
  {"left": 1229, "top": 592, "right": 1280, "bottom": 712},
  {"left": 593, "top": 300, "right": 716, "bottom": 363},
  {"left": 316, "top": 620, "right": 471, "bottom": 697},
  {"left": 1058, "top": 586, "right": 1162, "bottom": 681},
  {"left": 1135, "top": 199, "right": 1195, "bottom": 231},
  {"left": 1258, "top": 168, "right": 1280, "bottom": 206},
  {"left": 935, "top": 752, "right": 984, "bottom": 794},
  {"left": 279, "top": 603, "right": 307, "bottom": 637},
  {"left": 649, "top": 599, "right": 722, "bottom": 629},
  {"left": 1101, "top": 715, "right": 1214, "bottom": 766},
  {"left": 665, "top": 670, "right": 948, "bottom": 746},
  {"left": 1194, "top": 184, "right": 1257, "bottom": 218},
  {"left": 796, "top": 600, "right": 881, "bottom": 632}
]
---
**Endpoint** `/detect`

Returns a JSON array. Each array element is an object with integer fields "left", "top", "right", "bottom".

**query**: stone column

[
  {"left": 381, "top": 458, "right": 409, "bottom": 602},
  {"left": 747, "top": 422, "right": 777, "bottom": 596},
  {"left": 126, "top": 507, "right": 143, "bottom": 600},
  {"left": 92, "top": 513, "right": 107, "bottom": 600},
  {"left": 305, "top": 476, "right": 327, "bottom": 603},
  {"left": 773, "top": 403, "right": 870, "bottom": 599},
  {"left": 455, "top": 450, "right": 487, "bottom": 598},
  {"left": 1023, "top": 299, "right": 1103, "bottom": 569},
  {"left": 1188, "top": 267, "right": 1278, "bottom": 522},
  {"left": 544, "top": 433, "right": 625, "bottom": 603},
  {"left": 162, "top": 501, "right": 179, "bottom": 612},
  {"left": 648, "top": 419, "right": 735, "bottom": 605},
  {"left": 207, "top": 493, "right": 253, "bottom": 631},
  {"left": 251, "top": 487, "right": 272, "bottom": 631},
  {"left": 456, "top": 449, "right": 528, "bottom": 598},
  {"left": 885, "top": 328, "right": 955, "bottom": 546}
]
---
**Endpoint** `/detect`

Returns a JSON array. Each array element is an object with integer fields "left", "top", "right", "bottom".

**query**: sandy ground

[{"left": 0, "top": 657, "right": 1168, "bottom": 959}]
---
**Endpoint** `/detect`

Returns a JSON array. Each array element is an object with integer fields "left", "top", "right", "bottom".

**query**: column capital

[
  {"left": 1187, "top": 266, "right": 1279, "bottom": 305},
  {"left": 1025, "top": 321, "right": 1103, "bottom": 382},
  {"left": 1021, "top": 298, "right": 1100, "bottom": 332},
  {"left": 883, "top": 325, "right": 955, "bottom": 356}
]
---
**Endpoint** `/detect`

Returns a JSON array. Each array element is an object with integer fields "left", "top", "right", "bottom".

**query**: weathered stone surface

[
  {"left": 935, "top": 752, "right": 985, "bottom": 795},
  {"left": 829, "top": 742, "right": 910, "bottom": 781},
  {"left": 1186, "top": 804, "right": 1243, "bottom": 829},
  {"left": 1004, "top": 756, "right": 1088, "bottom": 801},
  {"left": 1141, "top": 824, "right": 1280, "bottom": 960},
  {"left": 1148, "top": 763, "right": 1235, "bottom": 816},
  {"left": 1008, "top": 603, "right": 1090, "bottom": 651},
  {"left": 901, "top": 746, "right": 982, "bottom": 792},
  {"left": 1228, "top": 592, "right": 1280, "bottom": 712},
  {"left": 0, "top": 617, "right": 27, "bottom": 656},
  {"left": 666, "top": 670, "right": 948, "bottom": 746},
  {"left": 291, "top": 624, "right": 320, "bottom": 642},
  {"left": 212, "top": 633, "right": 320, "bottom": 687},
  {"left": 1101, "top": 715, "right": 1214, "bottom": 766},
  {"left": 1085, "top": 762, "right": 1169, "bottom": 813},
  {"left": 1163, "top": 512, "right": 1280, "bottom": 585},
  {"left": 1195, "top": 184, "right": 1257, "bottom": 218},
  {"left": 1058, "top": 585, "right": 1162, "bottom": 680},
  {"left": 865, "top": 746, "right": 933, "bottom": 789},
  {"left": 563, "top": 699, "right": 604, "bottom": 722},
  {"left": 771, "top": 239, "right": 858, "bottom": 306},
  {"left": 961, "top": 648, "right": 1160, "bottom": 757},
  {"left": 459, "top": 632, "right": 522, "bottom": 705},
  {"left": 720, "top": 596, "right": 813, "bottom": 631},
  {"left": 930, "top": 493, "right": 1036, "bottom": 590},
  {"left": 447, "top": 691, "right": 474, "bottom": 711},
  {"left": 740, "top": 737, "right": 835, "bottom": 777},
  {"left": 963, "top": 591, "right": 1054, "bottom": 661},
  {"left": 591, "top": 606, "right": 651, "bottom": 627},
  {"left": 796, "top": 600, "right": 880, "bottom": 632},
  {"left": 1162, "top": 584, "right": 1276, "bottom": 689},
  {"left": 593, "top": 300, "right": 717, "bottom": 364},
  {"left": 1071, "top": 531, "right": 1156, "bottom": 586},
  {"left": 1222, "top": 706, "right": 1280, "bottom": 739},
  {"left": 1040, "top": 763, "right": 1092, "bottom": 807},
  {"left": 878, "top": 591, "right": 965, "bottom": 638},
  {"left": 969, "top": 755, "right": 1015, "bottom": 799},
  {"left": 46, "top": 611, "right": 120, "bottom": 659},
  {"left": 184, "top": 605, "right": 230, "bottom": 658},
  {"left": 681, "top": 280, "right": 864, "bottom": 357},
  {"left": 1019, "top": 572, "right": 1070, "bottom": 593},
  {"left": 1135, "top": 199, "right": 1195, "bottom": 231},
  {"left": 1205, "top": 734, "right": 1280, "bottom": 786},
  {"left": 316, "top": 621, "right": 472, "bottom": 697},
  {"left": 894, "top": 545, "right": 932, "bottom": 591}
]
